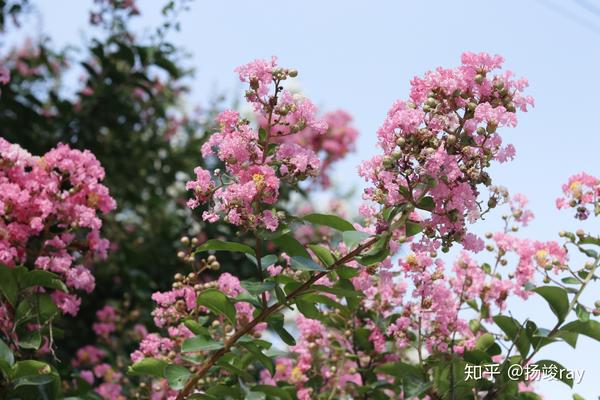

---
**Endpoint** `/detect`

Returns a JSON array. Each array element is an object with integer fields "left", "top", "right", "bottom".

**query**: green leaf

[
  {"left": 533, "top": 286, "right": 569, "bottom": 322},
  {"left": 493, "top": 315, "right": 530, "bottom": 357},
  {"left": 313, "top": 284, "right": 363, "bottom": 300},
  {"left": 562, "top": 320, "right": 600, "bottom": 341},
  {"left": 405, "top": 221, "right": 423, "bottom": 237},
  {"left": 12, "top": 374, "right": 55, "bottom": 388},
  {"left": 259, "top": 127, "right": 268, "bottom": 142},
  {"left": 245, "top": 254, "right": 278, "bottom": 270},
  {"left": 534, "top": 360, "right": 573, "bottom": 387},
  {"left": 417, "top": 196, "right": 435, "bottom": 211},
  {"left": 337, "top": 265, "right": 359, "bottom": 279},
  {"left": 20, "top": 270, "right": 67, "bottom": 292},
  {"left": 18, "top": 328, "right": 42, "bottom": 350},
  {"left": 181, "top": 336, "right": 223, "bottom": 352},
  {"left": 356, "top": 234, "right": 390, "bottom": 266},
  {"left": 575, "top": 303, "right": 590, "bottom": 322},
  {"left": 342, "top": 231, "right": 371, "bottom": 249},
  {"left": 353, "top": 328, "right": 373, "bottom": 352},
  {"left": 197, "top": 289, "right": 237, "bottom": 326},
  {"left": 216, "top": 359, "right": 253, "bottom": 381},
  {"left": 183, "top": 319, "right": 209, "bottom": 336},
  {"left": 0, "top": 338, "right": 14, "bottom": 367},
  {"left": 251, "top": 385, "right": 293, "bottom": 400},
  {"left": 376, "top": 361, "right": 423, "bottom": 380},
  {"left": 165, "top": 364, "right": 191, "bottom": 390},
  {"left": 268, "top": 314, "right": 296, "bottom": 346},
  {"left": 556, "top": 329, "right": 578, "bottom": 348},
  {"left": 302, "top": 213, "right": 355, "bottom": 231},
  {"left": 195, "top": 239, "right": 255, "bottom": 256},
  {"left": 128, "top": 358, "right": 167, "bottom": 378},
  {"left": 357, "top": 247, "right": 389, "bottom": 266},
  {"left": 289, "top": 256, "right": 327, "bottom": 272},
  {"left": 307, "top": 244, "right": 335, "bottom": 267},
  {"left": 274, "top": 285, "right": 288, "bottom": 307},
  {"left": 296, "top": 298, "right": 322, "bottom": 320},
  {"left": 241, "top": 280, "right": 275, "bottom": 296},
  {"left": 0, "top": 264, "right": 18, "bottom": 305},
  {"left": 561, "top": 277, "right": 580, "bottom": 285},
  {"left": 272, "top": 234, "right": 310, "bottom": 258},
  {"left": 260, "top": 255, "right": 278, "bottom": 269},
  {"left": 240, "top": 342, "right": 275, "bottom": 376},
  {"left": 475, "top": 333, "right": 495, "bottom": 351}
]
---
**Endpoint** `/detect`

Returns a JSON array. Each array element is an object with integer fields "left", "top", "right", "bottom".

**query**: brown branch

[{"left": 175, "top": 236, "right": 379, "bottom": 399}]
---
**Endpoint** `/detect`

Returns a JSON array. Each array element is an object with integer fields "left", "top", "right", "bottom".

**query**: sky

[{"left": 8, "top": 0, "right": 600, "bottom": 398}]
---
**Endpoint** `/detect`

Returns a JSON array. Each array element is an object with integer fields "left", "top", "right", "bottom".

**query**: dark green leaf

[
  {"left": 251, "top": 385, "right": 292, "bottom": 400},
  {"left": 0, "top": 338, "right": 14, "bottom": 367},
  {"left": 272, "top": 234, "right": 310, "bottom": 258},
  {"left": 195, "top": 239, "right": 255, "bottom": 256},
  {"left": 128, "top": 358, "right": 167, "bottom": 378},
  {"left": 342, "top": 231, "right": 371, "bottom": 249},
  {"left": 534, "top": 360, "right": 573, "bottom": 387},
  {"left": 197, "top": 289, "right": 237, "bottom": 326},
  {"left": 290, "top": 256, "right": 327, "bottom": 272},
  {"left": 302, "top": 213, "right": 355, "bottom": 231},
  {"left": 241, "top": 280, "right": 275, "bottom": 296},
  {"left": 0, "top": 264, "right": 18, "bottom": 306},
  {"left": 533, "top": 286, "right": 569, "bottom": 322},
  {"left": 307, "top": 244, "right": 335, "bottom": 267},
  {"left": 493, "top": 315, "right": 530, "bottom": 357},
  {"left": 181, "top": 336, "right": 223, "bottom": 352},
  {"left": 165, "top": 364, "right": 191, "bottom": 390},
  {"left": 562, "top": 320, "right": 600, "bottom": 341},
  {"left": 417, "top": 196, "right": 435, "bottom": 211},
  {"left": 240, "top": 342, "right": 275, "bottom": 376},
  {"left": 575, "top": 303, "right": 590, "bottom": 322},
  {"left": 405, "top": 221, "right": 423, "bottom": 237}
]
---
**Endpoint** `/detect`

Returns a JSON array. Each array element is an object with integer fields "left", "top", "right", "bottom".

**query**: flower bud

[
  {"left": 207, "top": 255, "right": 217, "bottom": 264},
  {"left": 287, "top": 69, "right": 298, "bottom": 77},
  {"left": 180, "top": 236, "right": 190, "bottom": 245},
  {"left": 382, "top": 156, "right": 395, "bottom": 169},
  {"left": 474, "top": 74, "right": 485, "bottom": 84}
]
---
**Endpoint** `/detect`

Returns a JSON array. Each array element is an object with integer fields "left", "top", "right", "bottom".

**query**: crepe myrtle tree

[
  {"left": 120, "top": 53, "right": 600, "bottom": 400},
  {"left": 1, "top": 47, "right": 599, "bottom": 399}
]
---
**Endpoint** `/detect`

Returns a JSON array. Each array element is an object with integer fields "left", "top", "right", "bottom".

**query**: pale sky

[{"left": 7, "top": 1, "right": 600, "bottom": 397}]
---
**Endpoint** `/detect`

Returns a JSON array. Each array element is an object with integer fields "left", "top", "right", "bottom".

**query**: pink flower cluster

[
  {"left": 187, "top": 58, "right": 329, "bottom": 231},
  {"left": 360, "top": 52, "right": 533, "bottom": 253},
  {"left": 277, "top": 109, "right": 358, "bottom": 187},
  {"left": 0, "top": 139, "right": 115, "bottom": 323},
  {"left": 131, "top": 272, "right": 265, "bottom": 364},
  {"left": 93, "top": 305, "right": 119, "bottom": 338},
  {"left": 72, "top": 345, "right": 125, "bottom": 400},
  {"left": 261, "top": 315, "right": 361, "bottom": 400},
  {"left": 556, "top": 172, "right": 599, "bottom": 220}
]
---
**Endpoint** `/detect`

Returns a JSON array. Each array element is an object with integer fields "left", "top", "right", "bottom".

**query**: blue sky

[{"left": 12, "top": 0, "right": 600, "bottom": 397}]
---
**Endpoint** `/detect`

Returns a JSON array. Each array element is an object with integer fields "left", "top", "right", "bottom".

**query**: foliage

[{"left": 0, "top": 2, "right": 599, "bottom": 400}]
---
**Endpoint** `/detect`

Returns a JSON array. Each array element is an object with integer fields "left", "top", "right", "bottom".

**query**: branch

[{"left": 175, "top": 236, "right": 379, "bottom": 399}]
